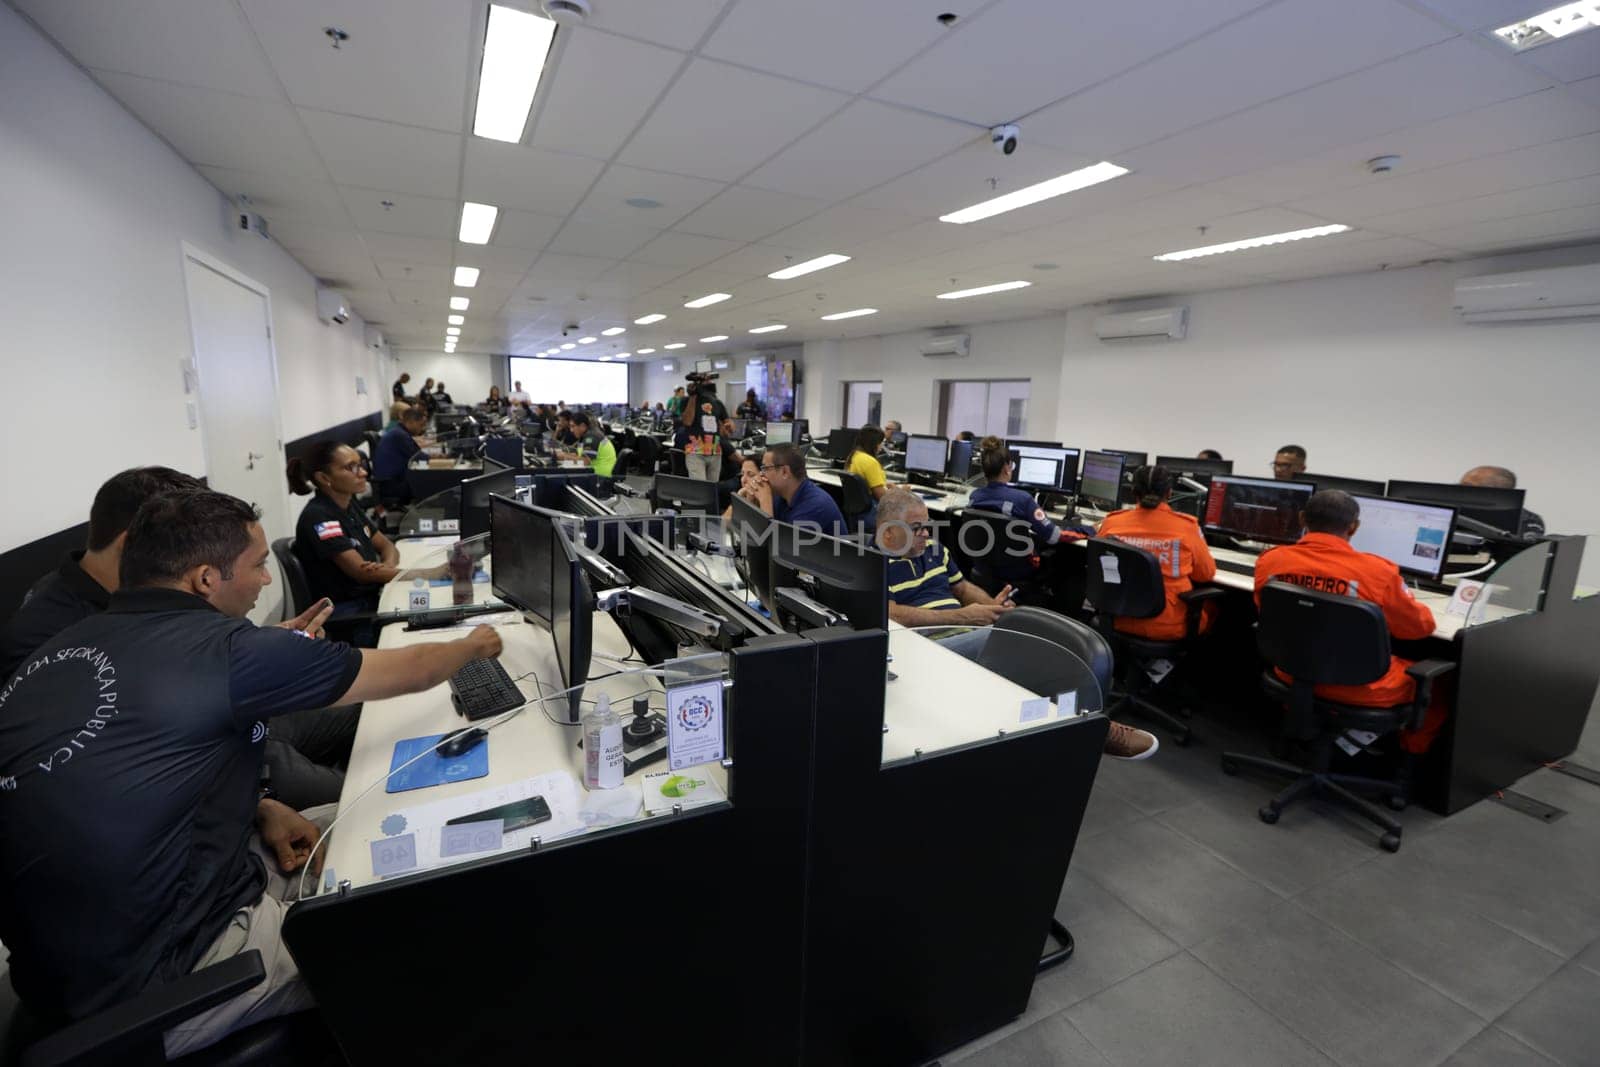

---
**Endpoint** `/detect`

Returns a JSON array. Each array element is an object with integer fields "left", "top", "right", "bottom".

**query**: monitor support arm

[
  {"left": 596, "top": 585, "right": 725, "bottom": 639},
  {"left": 774, "top": 586, "right": 845, "bottom": 629}
]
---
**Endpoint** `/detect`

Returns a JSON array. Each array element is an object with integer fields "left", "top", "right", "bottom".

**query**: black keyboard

[
  {"left": 449, "top": 658, "right": 523, "bottom": 721},
  {"left": 1216, "top": 557, "right": 1255, "bottom": 576}
]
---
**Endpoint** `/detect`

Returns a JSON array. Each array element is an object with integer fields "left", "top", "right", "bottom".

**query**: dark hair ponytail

[
  {"left": 286, "top": 440, "right": 345, "bottom": 496},
  {"left": 853, "top": 424, "right": 885, "bottom": 457},
  {"left": 1130, "top": 464, "right": 1174, "bottom": 508},
  {"left": 978, "top": 435, "right": 1009, "bottom": 480}
]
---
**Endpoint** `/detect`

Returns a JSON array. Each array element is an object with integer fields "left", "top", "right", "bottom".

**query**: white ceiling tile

[
  {"left": 462, "top": 139, "right": 606, "bottom": 216},
  {"left": 339, "top": 188, "right": 457, "bottom": 238},
  {"left": 547, "top": 219, "right": 664, "bottom": 259},
  {"left": 1358, "top": 174, "right": 1600, "bottom": 234},
  {"left": 766, "top": 202, "right": 926, "bottom": 250},
  {"left": 617, "top": 58, "right": 847, "bottom": 181},
  {"left": 1520, "top": 30, "right": 1600, "bottom": 83},
  {"left": 629, "top": 231, "right": 746, "bottom": 268},
  {"left": 194, "top": 166, "right": 349, "bottom": 224},
  {"left": 454, "top": 243, "right": 540, "bottom": 274},
  {"left": 376, "top": 260, "right": 451, "bottom": 285},
  {"left": 492, "top": 209, "right": 565, "bottom": 251},
  {"left": 744, "top": 100, "right": 975, "bottom": 201},
  {"left": 525, "top": 254, "right": 620, "bottom": 285},
  {"left": 94, "top": 72, "right": 324, "bottom": 177},
  {"left": 299, "top": 109, "right": 462, "bottom": 197},
  {"left": 595, "top": 260, "right": 687, "bottom": 292},
  {"left": 1025, "top": 0, "right": 1455, "bottom": 158},
  {"left": 531, "top": 29, "right": 685, "bottom": 159},
  {"left": 1569, "top": 75, "right": 1600, "bottom": 111},
  {"left": 1409, "top": 0, "right": 1549, "bottom": 31},
  {"left": 1412, "top": 203, "right": 1600, "bottom": 248},
  {"left": 577, "top": 0, "right": 726, "bottom": 51},
  {"left": 358, "top": 234, "right": 454, "bottom": 265},
  {"left": 871, "top": 0, "right": 1273, "bottom": 125},
  {"left": 699, "top": 243, "right": 831, "bottom": 281},
  {"left": 701, "top": 0, "right": 985, "bottom": 94},
  {"left": 16, "top": 0, "right": 283, "bottom": 98},
  {"left": 674, "top": 186, "right": 825, "bottom": 242},
  {"left": 848, "top": 139, "right": 1100, "bottom": 224},
  {"left": 572, "top": 164, "right": 727, "bottom": 228},
  {"left": 240, "top": 0, "right": 470, "bottom": 132}
]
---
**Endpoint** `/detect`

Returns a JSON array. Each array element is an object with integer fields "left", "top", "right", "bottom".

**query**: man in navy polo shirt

[
  {"left": 371, "top": 404, "right": 430, "bottom": 504},
  {"left": 0, "top": 490, "right": 503, "bottom": 1055},
  {"left": 737, "top": 442, "right": 846, "bottom": 535}
]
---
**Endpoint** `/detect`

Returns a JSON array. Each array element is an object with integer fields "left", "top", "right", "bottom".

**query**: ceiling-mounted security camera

[
  {"left": 990, "top": 124, "right": 1020, "bottom": 155},
  {"left": 562, "top": 322, "right": 579, "bottom": 336}
]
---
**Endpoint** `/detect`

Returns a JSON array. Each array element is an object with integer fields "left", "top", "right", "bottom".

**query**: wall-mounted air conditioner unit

[
  {"left": 1094, "top": 306, "right": 1188, "bottom": 342},
  {"left": 363, "top": 326, "right": 385, "bottom": 351},
  {"left": 316, "top": 288, "right": 350, "bottom": 325},
  {"left": 1453, "top": 263, "right": 1600, "bottom": 323},
  {"left": 919, "top": 333, "right": 970, "bottom": 358}
]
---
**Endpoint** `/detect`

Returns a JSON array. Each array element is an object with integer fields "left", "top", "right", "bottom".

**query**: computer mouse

[{"left": 437, "top": 727, "right": 487, "bottom": 758}]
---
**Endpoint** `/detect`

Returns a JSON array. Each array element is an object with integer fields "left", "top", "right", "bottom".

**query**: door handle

[{"left": 247, "top": 451, "right": 264, "bottom": 470}]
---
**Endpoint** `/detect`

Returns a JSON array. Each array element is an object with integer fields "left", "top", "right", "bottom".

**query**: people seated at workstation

[
  {"left": 384, "top": 399, "right": 409, "bottom": 431},
  {"left": 0, "top": 489, "right": 504, "bottom": 1057},
  {"left": 846, "top": 425, "right": 890, "bottom": 525},
  {"left": 1254, "top": 489, "right": 1445, "bottom": 753},
  {"left": 875, "top": 489, "right": 1157, "bottom": 759},
  {"left": 721, "top": 455, "right": 761, "bottom": 520},
  {"left": 1460, "top": 464, "right": 1545, "bottom": 536},
  {"left": 1198, "top": 449, "right": 1224, "bottom": 461},
  {"left": 884, "top": 419, "right": 906, "bottom": 448},
  {"left": 1272, "top": 443, "right": 1307, "bottom": 480},
  {"left": 371, "top": 404, "right": 431, "bottom": 506},
  {"left": 1096, "top": 465, "right": 1220, "bottom": 640},
  {"left": 483, "top": 385, "right": 508, "bottom": 414},
  {"left": 738, "top": 443, "right": 846, "bottom": 534},
  {"left": 736, "top": 389, "right": 765, "bottom": 420},
  {"left": 967, "top": 435, "right": 1092, "bottom": 587},
  {"left": 556, "top": 411, "right": 616, "bottom": 477},
  {"left": 288, "top": 441, "right": 404, "bottom": 638},
  {"left": 553, "top": 409, "right": 578, "bottom": 448}
]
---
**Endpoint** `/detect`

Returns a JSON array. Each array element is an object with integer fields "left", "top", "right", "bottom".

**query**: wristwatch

[{"left": 258, "top": 768, "right": 278, "bottom": 803}]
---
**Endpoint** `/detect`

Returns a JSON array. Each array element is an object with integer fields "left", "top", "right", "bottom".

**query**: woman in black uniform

[{"left": 287, "top": 442, "right": 404, "bottom": 645}]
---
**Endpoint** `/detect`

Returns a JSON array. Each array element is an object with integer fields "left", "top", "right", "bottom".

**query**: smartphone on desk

[{"left": 446, "top": 796, "right": 551, "bottom": 834}]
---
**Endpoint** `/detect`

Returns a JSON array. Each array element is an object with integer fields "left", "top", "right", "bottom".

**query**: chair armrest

[
  {"left": 1401, "top": 659, "right": 1456, "bottom": 730},
  {"left": 22, "top": 951, "right": 266, "bottom": 1067},
  {"left": 1179, "top": 586, "right": 1226, "bottom": 640}
]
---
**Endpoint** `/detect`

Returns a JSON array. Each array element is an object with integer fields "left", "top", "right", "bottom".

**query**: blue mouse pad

[{"left": 386, "top": 733, "right": 489, "bottom": 793}]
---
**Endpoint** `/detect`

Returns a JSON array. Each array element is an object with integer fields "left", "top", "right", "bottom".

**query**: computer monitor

[
  {"left": 482, "top": 435, "right": 523, "bottom": 469},
  {"left": 548, "top": 514, "right": 593, "bottom": 723},
  {"left": 768, "top": 522, "right": 888, "bottom": 633},
  {"left": 824, "top": 428, "right": 856, "bottom": 462},
  {"left": 1007, "top": 440, "right": 1080, "bottom": 495},
  {"left": 1348, "top": 495, "right": 1455, "bottom": 582},
  {"left": 904, "top": 434, "right": 948, "bottom": 476},
  {"left": 945, "top": 438, "right": 975, "bottom": 481},
  {"left": 1079, "top": 451, "right": 1126, "bottom": 509},
  {"left": 652, "top": 473, "right": 719, "bottom": 514},
  {"left": 1157, "top": 454, "right": 1234, "bottom": 479},
  {"left": 763, "top": 420, "right": 794, "bottom": 446},
  {"left": 1385, "top": 480, "right": 1526, "bottom": 535},
  {"left": 694, "top": 359, "right": 712, "bottom": 373},
  {"left": 727, "top": 418, "right": 750, "bottom": 440},
  {"left": 460, "top": 468, "right": 521, "bottom": 538},
  {"left": 1300, "top": 472, "right": 1386, "bottom": 497},
  {"left": 790, "top": 418, "right": 810, "bottom": 442},
  {"left": 489, "top": 495, "right": 555, "bottom": 625},
  {"left": 1102, "top": 449, "right": 1147, "bottom": 469},
  {"left": 482, "top": 455, "right": 511, "bottom": 474},
  {"left": 1202, "top": 475, "right": 1316, "bottom": 545},
  {"left": 729, "top": 494, "right": 775, "bottom": 611},
  {"left": 533, "top": 472, "right": 599, "bottom": 511}
]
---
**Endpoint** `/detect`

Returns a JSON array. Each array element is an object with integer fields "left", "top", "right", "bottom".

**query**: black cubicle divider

[
  {"left": 282, "top": 411, "right": 382, "bottom": 468},
  {"left": 0, "top": 521, "right": 88, "bottom": 625},
  {"left": 280, "top": 632, "right": 819, "bottom": 1064},
  {"left": 797, "top": 627, "right": 1109, "bottom": 1065}
]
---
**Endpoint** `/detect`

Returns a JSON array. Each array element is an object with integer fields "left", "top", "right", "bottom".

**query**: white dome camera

[{"left": 990, "top": 124, "right": 1020, "bottom": 155}]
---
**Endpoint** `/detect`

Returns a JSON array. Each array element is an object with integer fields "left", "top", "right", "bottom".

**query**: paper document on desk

[{"left": 372, "top": 771, "right": 585, "bottom": 877}]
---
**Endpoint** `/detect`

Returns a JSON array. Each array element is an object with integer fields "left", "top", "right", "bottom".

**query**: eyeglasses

[
  {"left": 1270, "top": 460, "right": 1299, "bottom": 471},
  {"left": 337, "top": 461, "right": 364, "bottom": 473},
  {"left": 908, "top": 522, "right": 932, "bottom": 535},
  {"left": 758, "top": 464, "right": 782, "bottom": 474}
]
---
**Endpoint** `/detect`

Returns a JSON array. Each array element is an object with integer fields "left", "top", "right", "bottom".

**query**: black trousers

[{"left": 264, "top": 704, "right": 361, "bottom": 809}]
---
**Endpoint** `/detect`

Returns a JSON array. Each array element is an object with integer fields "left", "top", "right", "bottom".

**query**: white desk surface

[
  {"left": 376, "top": 540, "right": 503, "bottom": 615},
  {"left": 322, "top": 609, "right": 721, "bottom": 892}
]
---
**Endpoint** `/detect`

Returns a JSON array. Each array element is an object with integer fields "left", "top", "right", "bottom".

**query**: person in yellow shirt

[{"left": 845, "top": 424, "right": 889, "bottom": 530}]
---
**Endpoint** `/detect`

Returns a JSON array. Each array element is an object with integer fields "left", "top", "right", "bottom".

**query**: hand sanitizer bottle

[{"left": 583, "top": 694, "right": 624, "bottom": 790}]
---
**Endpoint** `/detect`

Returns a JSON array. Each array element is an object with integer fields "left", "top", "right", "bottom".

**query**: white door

[{"left": 183, "top": 250, "right": 287, "bottom": 624}]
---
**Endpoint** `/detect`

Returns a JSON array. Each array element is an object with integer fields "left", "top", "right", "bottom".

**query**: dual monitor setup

[{"left": 898, "top": 435, "right": 1129, "bottom": 510}]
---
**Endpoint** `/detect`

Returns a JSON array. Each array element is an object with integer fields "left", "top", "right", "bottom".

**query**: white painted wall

[
  {"left": 1, "top": 5, "right": 385, "bottom": 570},
  {"left": 393, "top": 349, "right": 499, "bottom": 407},
  {"left": 1055, "top": 245, "right": 1600, "bottom": 535}
]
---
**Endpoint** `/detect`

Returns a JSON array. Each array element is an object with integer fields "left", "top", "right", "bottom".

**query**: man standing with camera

[{"left": 682, "top": 374, "right": 727, "bottom": 482}]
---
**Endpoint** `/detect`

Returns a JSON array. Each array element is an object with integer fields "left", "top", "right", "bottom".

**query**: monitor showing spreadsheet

[
  {"left": 763, "top": 421, "right": 794, "bottom": 445},
  {"left": 904, "top": 435, "right": 948, "bottom": 476}
]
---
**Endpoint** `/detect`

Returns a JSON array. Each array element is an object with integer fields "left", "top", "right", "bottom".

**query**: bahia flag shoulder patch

[{"left": 315, "top": 520, "right": 345, "bottom": 541}]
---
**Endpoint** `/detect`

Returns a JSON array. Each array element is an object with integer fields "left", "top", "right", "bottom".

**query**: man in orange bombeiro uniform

[
  {"left": 1254, "top": 490, "right": 1443, "bottom": 752},
  {"left": 1097, "top": 464, "right": 1218, "bottom": 640}
]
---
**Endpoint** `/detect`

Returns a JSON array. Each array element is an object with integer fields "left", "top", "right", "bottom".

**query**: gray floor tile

[
  {"left": 1066, "top": 953, "right": 1335, "bottom": 1067},
  {"left": 1070, "top": 819, "right": 1284, "bottom": 947},
  {"left": 1192, "top": 902, "right": 1482, "bottom": 1066},
  {"left": 1298, "top": 861, "right": 1565, "bottom": 1020},
  {"left": 1157, "top": 794, "right": 1380, "bottom": 897},
  {"left": 1573, "top": 936, "right": 1600, "bottom": 976},
  {"left": 1031, "top": 871, "right": 1183, "bottom": 1013},
  {"left": 1091, "top": 735, "right": 1262, "bottom": 816},
  {"left": 955, "top": 1012, "right": 1112, "bottom": 1067},
  {"left": 1076, "top": 784, "right": 1146, "bottom": 841},
  {"left": 1441, "top": 1027, "right": 1558, "bottom": 1066},
  {"left": 1497, "top": 963, "right": 1600, "bottom": 1067}
]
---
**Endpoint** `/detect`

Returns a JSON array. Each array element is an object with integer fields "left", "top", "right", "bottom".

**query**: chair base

[
  {"left": 1109, "top": 695, "right": 1192, "bottom": 746},
  {"left": 1220, "top": 752, "right": 1405, "bottom": 852},
  {"left": 1038, "top": 919, "right": 1074, "bottom": 974}
]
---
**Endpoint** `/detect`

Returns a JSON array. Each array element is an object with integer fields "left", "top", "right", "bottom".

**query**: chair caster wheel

[
  {"left": 1220, "top": 757, "right": 1240, "bottom": 776},
  {"left": 1385, "top": 794, "right": 1407, "bottom": 811},
  {"left": 1380, "top": 832, "right": 1401, "bottom": 853},
  {"left": 1258, "top": 806, "right": 1280, "bottom": 825}
]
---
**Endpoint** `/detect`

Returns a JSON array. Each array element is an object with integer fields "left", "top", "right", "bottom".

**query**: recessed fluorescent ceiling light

[
  {"left": 578, "top": 336, "right": 597, "bottom": 344},
  {"left": 664, "top": 342, "right": 686, "bottom": 349},
  {"left": 560, "top": 342, "right": 576, "bottom": 350},
  {"left": 615, "top": 352, "right": 630, "bottom": 358},
  {"left": 634, "top": 313, "right": 666, "bottom": 324},
  {"left": 458, "top": 201, "right": 499, "bottom": 244},
  {"left": 749, "top": 324, "right": 787, "bottom": 334},
  {"left": 939, "top": 161, "right": 1129, "bottom": 224},
  {"left": 472, "top": 5, "right": 557, "bottom": 142},
  {"left": 699, "top": 334, "right": 728, "bottom": 343},
  {"left": 449, "top": 296, "right": 470, "bottom": 311},
  {"left": 446, "top": 326, "right": 461, "bottom": 336},
  {"left": 1495, "top": 2, "right": 1600, "bottom": 49},
  {"left": 683, "top": 293, "right": 731, "bottom": 308},
  {"left": 936, "top": 280, "right": 1031, "bottom": 300},
  {"left": 598, "top": 356, "right": 611, "bottom": 361},
  {"left": 1152, "top": 223, "right": 1352, "bottom": 262},
  {"left": 447, "top": 314, "right": 465, "bottom": 326},
  {"left": 820, "top": 307, "right": 878, "bottom": 320},
  {"left": 535, "top": 351, "right": 548, "bottom": 358},
  {"left": 637, "top": 347, "right": 656, "bottom": 354},
  {"left": 767, "top": 253, "right": 850, "bottom": 280},
  {"left": 453, "top": 266, "right": 480, "bottom": 287},
  {"left": 601, "top": 326, "right": 626, "bottom": 336}
]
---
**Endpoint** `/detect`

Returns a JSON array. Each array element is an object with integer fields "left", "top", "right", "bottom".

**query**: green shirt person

[
  {"left": 665, "top": 387, "right": 687, "bottom": 417},
  {"left": 561, "top": 412, "right": 616, "bottom": 477}
]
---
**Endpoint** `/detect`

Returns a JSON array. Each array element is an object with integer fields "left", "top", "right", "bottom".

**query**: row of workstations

[{"left": 280, "top": 477, "right": 1109, "bottom": 1064}]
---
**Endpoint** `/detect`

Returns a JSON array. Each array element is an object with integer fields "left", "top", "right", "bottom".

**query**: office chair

[
  {"left": 612, "top": 447, "right": 635, "bottom": 478},
  {"left": 0, "top": 950, "right": 339, "bottom": 1066},
  {"left": 361, "top": 429, "right": 382, "bottom": 456},
  {"left": 950, "top": 507, "right": 1050, "bottom": 604},
  {"left": 668, "top": 447, "right": 687, "bottom": 477},
  {"left": 837, "top": 471, "right": 874, "bottom": 531},
  {"left": 269, "top": 538, "right": 313, "bottom": 620},
  {"left": 1221, "top": 581, "right": 1455, "bottom": 852},
  {"left": 1084, "top": 538, "right": 1224, "bottom": 746}
]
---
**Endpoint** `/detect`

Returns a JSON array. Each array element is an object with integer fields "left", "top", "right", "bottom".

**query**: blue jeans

[{"left": 932, "top": 626, "right": 989, "bottom": 662}]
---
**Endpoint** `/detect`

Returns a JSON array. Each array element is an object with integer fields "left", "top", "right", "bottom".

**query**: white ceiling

[{"left": 14, "top": 0, "right": 1600, "bottom": 360}]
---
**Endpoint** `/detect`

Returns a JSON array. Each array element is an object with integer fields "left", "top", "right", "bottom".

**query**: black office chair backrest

[
  {"left": 362, "top": 429, "right": 382, "bottom": 454},
  {"left": 613, "top": 448, "right": 635, "bottom": 476},
  {"left": 1256, "top": 580, "right": 1391, "bottom": 687},
  {"left": 951, "top": 507, "right": 1038, "bottom": 590},
  {"left": 270, "top": 537, "right": 313, "bottom": 619},
  {"left": 668, "top": 447, "right": 687, "bottom": 477},
  {"left": 838, "top": 471, "right": 873, "bottom": 520},
  {"left": 1084, "top": 537, "right": 1166, "bottom": 620},
  {"left": 985, "top": 606, "right": 1114, "bottom": 696}
]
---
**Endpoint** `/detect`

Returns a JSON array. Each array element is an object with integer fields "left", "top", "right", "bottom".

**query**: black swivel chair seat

[
  {"left": 836, "top": 471, "right": 874, "bottom": 532},
  {"left": 951, "top": 507, "right": 1050, "bottom": 603},
  {"left": 1083, "top": 537, "right": 1224, "bottom": 746},
  {"left": 1220, "top": 580, "right": 1455, "bottom": 853},
  {"left": 271, "top": 537, "right": 361, "bottom": 645}
]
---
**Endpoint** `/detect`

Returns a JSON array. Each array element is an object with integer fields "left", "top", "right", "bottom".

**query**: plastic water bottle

[{"left": 583, "top": 695, "right": 624, "bottom": 790}]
